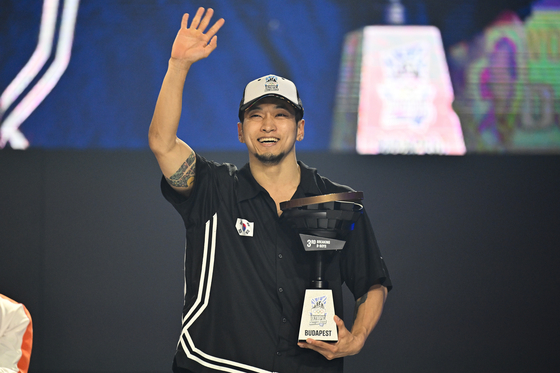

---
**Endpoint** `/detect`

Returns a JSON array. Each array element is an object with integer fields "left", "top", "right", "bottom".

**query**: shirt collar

[
  {"left": 237, "top": 163, "right": 263, "bottom": 202},
  {"left": 294, "top": 161, "right": 323, "bottom": 198},
  {"left": 236, "top": 160, "right": 323, "bottom": 203}
]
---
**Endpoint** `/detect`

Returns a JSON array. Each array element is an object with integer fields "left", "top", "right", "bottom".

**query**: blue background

[{"left": 0, "top": 0, "right": 532, "bottom": 150}]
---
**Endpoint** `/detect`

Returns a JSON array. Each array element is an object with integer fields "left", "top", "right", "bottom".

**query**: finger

[
  {"left": 334, "top": 319, "right": 351, "bottom": 340},
  {"left": 301, "top": 338, "right": 335, "bottom": 355},
  {"left": 300, "top": 339, "right": 337, "bottom": 360},
  {"left": 202, "top": 36, "right": 218, "bottom": 58},
  {"left": 298, "top": 340, "right": 321, "bottom": 353},
  {"left": 209, "top": 35, "right": 218, "bottom": 49},
  {"left": 334, "top": 315, "right": 346, "bottom": 331},
  {"left": 205, "top": 18, "right": 225, "bottom": 40},
  {"left": 189, "top": 7, "right": 205, "bottom": 29},
  {"left": 308, "top": 338, "right": 336, "bottom": 351},
  {"left": 198, "top": 7, "right": 214, "bottom": 33},
  {"left": 180, "top": 13, "right": 189, "bottom": 29}
]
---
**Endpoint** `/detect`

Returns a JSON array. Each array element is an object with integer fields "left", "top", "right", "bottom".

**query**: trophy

[{"left": 280, "top": 191, "right": 364, "bottom": 342}]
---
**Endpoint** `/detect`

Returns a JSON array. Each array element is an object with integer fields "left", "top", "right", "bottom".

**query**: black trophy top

[{"left": 280, "top": 192, "right": 364, "bottom": 239}]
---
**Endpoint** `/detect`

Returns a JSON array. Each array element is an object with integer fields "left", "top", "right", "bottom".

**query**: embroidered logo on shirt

[{"left": 236, "top": 218, "right": 254, "bottom": 237}]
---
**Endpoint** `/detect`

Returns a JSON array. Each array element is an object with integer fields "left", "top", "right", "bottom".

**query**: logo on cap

[{"left": 264, "top": 76, "right": 279, "bottom": 92}]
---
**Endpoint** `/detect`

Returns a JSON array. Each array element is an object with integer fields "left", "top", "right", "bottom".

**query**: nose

[{"left": 261, "top": 113, "right": 276, "bottom": 132}]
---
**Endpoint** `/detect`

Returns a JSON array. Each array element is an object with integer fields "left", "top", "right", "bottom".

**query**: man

[{"left": 149, "top": 7, "right": 391, "bottom": 373}]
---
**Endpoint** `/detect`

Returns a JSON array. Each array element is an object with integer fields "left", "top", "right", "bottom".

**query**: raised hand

[{"left": 170, "top": 7, "right": 225, "bottom": 69}]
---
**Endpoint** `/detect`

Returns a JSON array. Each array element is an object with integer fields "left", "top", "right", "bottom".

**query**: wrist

[
  {"left": 351, "top": 327, "right": 368, "bottom": 346},
  {"left": 168, "top": 58, "right": 192, "bottom": 75}
]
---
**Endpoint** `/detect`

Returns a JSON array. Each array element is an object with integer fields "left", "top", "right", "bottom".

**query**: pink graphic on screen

[{"left": 356, "top": 26, "right": 466, "bottom": 155}]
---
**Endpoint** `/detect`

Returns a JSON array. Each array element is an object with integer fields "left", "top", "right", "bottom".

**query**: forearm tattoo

[
  {"left": 166, "top": 152, "right": 196, "bottom": 188},
  {"left": 354, "top": 292, "right": 368, "bottom": 319}
]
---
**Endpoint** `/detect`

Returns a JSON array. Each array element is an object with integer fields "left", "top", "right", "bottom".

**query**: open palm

[{"left": 171, "top": 8, "right": 225, "bottom": 65}]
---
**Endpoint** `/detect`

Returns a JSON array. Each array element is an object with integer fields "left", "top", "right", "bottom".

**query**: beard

[{"left": 255, "top": 151, "right": 286, "bottom": 165}]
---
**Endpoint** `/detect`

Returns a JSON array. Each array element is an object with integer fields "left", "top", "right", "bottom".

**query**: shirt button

[
  {"left": 278, "top": 253, "right": 283, "bottom": 259},
  {"left": 278, "top": 287, "right": 284, "bottom": 293},
  {"left": 276, "top": 351, "right": 282, "bottom": 356},
  {"left": 282, "top": 318, "right": 287, "bottom": 323}
]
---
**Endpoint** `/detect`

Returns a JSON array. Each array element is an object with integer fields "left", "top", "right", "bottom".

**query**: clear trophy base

[{"left": 298, "top": 289, "right": 338, "bottom": 342}]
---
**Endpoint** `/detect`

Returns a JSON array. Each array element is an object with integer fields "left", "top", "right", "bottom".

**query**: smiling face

[{"left": 238, "top": 97, "right": 305, "bottom": 166}]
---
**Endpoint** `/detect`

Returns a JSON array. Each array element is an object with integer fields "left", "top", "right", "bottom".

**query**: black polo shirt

[{"left": 161, "top": 154, "right": 391, "bottom": 373}]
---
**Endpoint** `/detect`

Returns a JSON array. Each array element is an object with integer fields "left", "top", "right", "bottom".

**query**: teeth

[{"left": 259, "top": 138, "right": 278, "bottom": 143}]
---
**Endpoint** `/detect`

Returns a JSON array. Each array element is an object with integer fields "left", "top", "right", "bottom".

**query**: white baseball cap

[{"left": 238, "top": 74, "right": 304, "bottom": 122}]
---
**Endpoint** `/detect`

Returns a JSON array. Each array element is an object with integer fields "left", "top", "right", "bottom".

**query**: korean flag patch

[{"left": 236, "top": 218, "right": 254, "bottom": 237}]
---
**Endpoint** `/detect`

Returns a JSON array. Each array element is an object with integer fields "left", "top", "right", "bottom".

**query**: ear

[
  {"left": 296, "top": 119, "right": 305, "bottom": 141},
  {"left": 237, "top": 122, "right": 245, "bottom": 143}
]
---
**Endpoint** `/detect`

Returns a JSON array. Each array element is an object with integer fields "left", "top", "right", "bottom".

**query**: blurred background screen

[{"left": 1, "top": 0, "right": 558, "bottom": 153}]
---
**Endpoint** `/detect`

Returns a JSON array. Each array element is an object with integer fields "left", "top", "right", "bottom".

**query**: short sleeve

[
  {"left": 340, "top": 209, "right": 392, "bottom": 300},
  {"left": 160, "top": 154, "right": 237, "bottom": 229}
]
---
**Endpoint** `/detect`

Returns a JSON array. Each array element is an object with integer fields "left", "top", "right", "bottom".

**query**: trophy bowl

[{"left": 281, "top": 191, "right": 364, "bottom": 242}]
